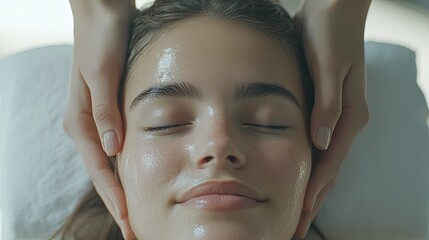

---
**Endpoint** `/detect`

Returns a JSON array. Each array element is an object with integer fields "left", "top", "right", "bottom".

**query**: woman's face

[{"left": 118, "top": 18, "right": 312, "bottom": 240}]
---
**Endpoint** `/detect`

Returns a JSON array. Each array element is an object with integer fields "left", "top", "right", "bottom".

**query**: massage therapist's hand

[
  {"left": 293, "top": 0, "right": 371, "bottom": 238},
  {"left": 63, "top": 0, "right": 137, "bottom": 239}
]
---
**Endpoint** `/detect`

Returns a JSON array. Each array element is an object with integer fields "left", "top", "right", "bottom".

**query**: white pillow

[
  {"left": 0, "top": 42, "right": 427, "bottom": 239},
  {"left": 0, "top": 45, "right": 91, "bottom": 239}
]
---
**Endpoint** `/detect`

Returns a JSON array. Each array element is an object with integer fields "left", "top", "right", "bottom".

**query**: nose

[{"left": 193, "top": 126, "right": 246, "bottom": 171}]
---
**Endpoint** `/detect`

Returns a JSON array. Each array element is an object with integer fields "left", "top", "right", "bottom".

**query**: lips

[{"left": 175, "top": 180, "right": 267, "bottom": 203}]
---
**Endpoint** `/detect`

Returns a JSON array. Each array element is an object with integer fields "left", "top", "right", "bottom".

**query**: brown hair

[{"left": 51, "top": 0, "right": 313, "bottom": 239}]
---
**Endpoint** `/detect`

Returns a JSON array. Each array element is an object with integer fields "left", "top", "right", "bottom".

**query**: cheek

[
  {"left": 265, "top": 144, "right": 311, "bottom": 189},
  {"left": 254, "top": 138, "right": 311, "bottom": 226},
  {"left": 119, "top": 140, "right": 184, "bottom": 198},
  {"left": 118, "top": 137, "right": 187, "bottom": 234}
]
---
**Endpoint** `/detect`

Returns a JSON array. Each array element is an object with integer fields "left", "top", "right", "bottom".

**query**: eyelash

[
  {"left": 144, "top": 123, "right": 288, "bottom": 132},
  {"left": 144, "top": 124, "right": 191, "bottom": 132}
]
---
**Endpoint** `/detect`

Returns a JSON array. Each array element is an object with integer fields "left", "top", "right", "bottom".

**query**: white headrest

[{"left": 0, "top": 43, "right": 428, "bottom": 239}]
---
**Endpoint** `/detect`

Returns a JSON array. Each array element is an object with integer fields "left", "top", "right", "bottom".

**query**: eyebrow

[
  {"left": 129, "top": 82, "right": 201, "bottom": 110},
  {"left": 234, "top": 82, "right": 300, "bottom": 108},
  {"left": 129, "top": 81, "right": 300, "bottom": 111}
]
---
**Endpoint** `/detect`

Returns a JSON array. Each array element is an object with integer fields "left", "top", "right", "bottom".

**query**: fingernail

[
  {"left": 121, "top": 229, "right": 128, "bottom": 240},
  {"left": 122, "top": 226, "right": 135, "bottom": 240},
  {"left": 316, "top": 126, "right": 331, "bottom": 150},
  {"left": 103, "top": 131, "right": 118, "bottom": 156},
  {"left": 108, "top": 191, "right": 121, "bottom": 218},
  {"left": 303, "top": 223, "right": 311, "bottom": 238},
  {"left": 114, "top": 203, "right": 120, "bottom": 220},
  {"left": 310, "top": 198, "right": 316, "bottom": 212}
]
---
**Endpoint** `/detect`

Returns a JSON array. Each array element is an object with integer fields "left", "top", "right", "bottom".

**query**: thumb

[{"left": 310, "top": 63, "right": 344, "bottom": 150}]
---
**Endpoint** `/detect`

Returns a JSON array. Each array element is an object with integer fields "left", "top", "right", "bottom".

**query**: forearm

[
  {"left": 335, "top": 0, "right": 372, "bottom": 22},
  {"left": 69, "top": 0, "right": 138, "bottom": 23},
  {"left": 305, "top": 0, "right": 371, "bottom": 17},
  {"left": 300, "top": 0, "right": 372, "bottom": 9},
  {"left": 296, "top": 0, "right": 372, "bottom": 33},
  {"left": 334, "top": 0, "right": 372, "bottom": 35}
]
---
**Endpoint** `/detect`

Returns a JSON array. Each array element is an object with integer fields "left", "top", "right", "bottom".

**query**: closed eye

[
  {"left": 242, "top": 123, "right": 289, "bottom": 130},
  {"left": 144, "top": 123, "right": 289, "bottom": 132},
  {"left": 144, "top": 124, "right": 191, "bottom": 132}
]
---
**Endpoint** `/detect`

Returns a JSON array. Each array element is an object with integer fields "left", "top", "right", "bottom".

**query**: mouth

[
  {"left": 177, "top": 194, "right": 266, "bottom": 211},
  {"left": 175, "top": 180, "right": 267, "bottom": 211}
]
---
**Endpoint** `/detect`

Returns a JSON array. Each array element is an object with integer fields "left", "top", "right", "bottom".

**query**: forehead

[{"left": 124, "top": 17, "right": 303, "bottom": 106}]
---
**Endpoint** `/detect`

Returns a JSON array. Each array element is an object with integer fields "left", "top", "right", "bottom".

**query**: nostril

[
  {"left": 201, "top": 156, "right": 214, "bottom": 164},
  {"left": 197, "top": 155, "right": 245, "bottom": 169},
  {"left": 227, "top": 155, "right": 237, "bottom": 163}
]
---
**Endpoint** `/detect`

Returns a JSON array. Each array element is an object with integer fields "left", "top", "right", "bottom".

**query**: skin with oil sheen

[{"left": 118, "top": 17, "right": 312, "bottom": 240}]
